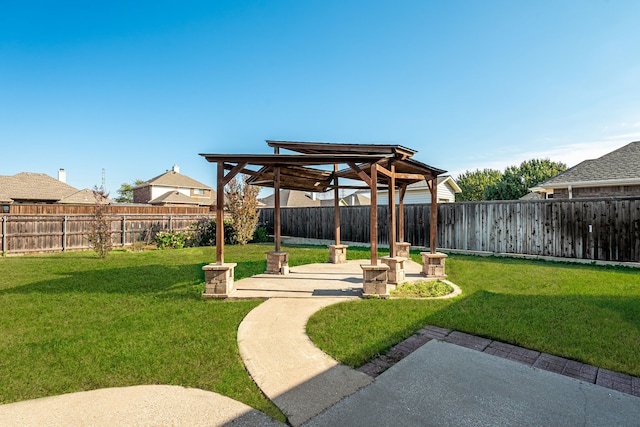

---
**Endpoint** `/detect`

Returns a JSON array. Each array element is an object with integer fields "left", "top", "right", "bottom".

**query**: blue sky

[{"left": 2, "top": 1, "right": 639, "bottom": 195}]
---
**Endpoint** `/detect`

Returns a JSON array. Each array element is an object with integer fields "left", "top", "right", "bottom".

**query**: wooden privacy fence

[
  {"left": 1, "top": 214, "right": 213, "bottom": 254},
  {"left": 258, "top": 197, "right": 640, "bottom": 263}
]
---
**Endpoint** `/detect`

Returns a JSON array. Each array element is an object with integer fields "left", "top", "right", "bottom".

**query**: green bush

[
  {"left": 251, "top": 225, "right": 270, "bottom": 243},
  {"left": 155, "top": 231, "right": 190, "bottom": 249}
]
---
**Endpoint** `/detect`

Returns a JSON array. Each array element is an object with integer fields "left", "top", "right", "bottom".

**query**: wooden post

[
  {"left": 334, "top": 164, "right": 340, "bottom": 245},
  {"left": 399, "top": 184, "right": 407, "bottom": 242},
  {"left": 370, "top": 163, "right": 378, "bottom": 265},
  {"left": 388, "top": 163, "right": 396, "bottom": 257},
  {"left": 274, "top": 166, "right": 281, "bottom": 252},
  {"left": 428, "top": 178, "right": 437, "bottom": 254},
  {"left": 216, "top": 161, "right": 225, "bottom": 264}
]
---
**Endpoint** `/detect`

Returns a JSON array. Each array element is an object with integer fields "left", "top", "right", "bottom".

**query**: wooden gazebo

[{"left": 200, "top": 140, "right": 446, "bottom": 298}]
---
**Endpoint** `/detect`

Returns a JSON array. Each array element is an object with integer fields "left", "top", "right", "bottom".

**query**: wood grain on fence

[
  {"left": 0, "top": 213, "right": 213, "bottom": 254},
  {"left": 258, "top": 198, "right": 640, "bottom": 262}
]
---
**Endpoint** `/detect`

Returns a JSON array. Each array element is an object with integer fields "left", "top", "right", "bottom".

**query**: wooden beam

[
  {"left": 394, "top": 173, "right": 426, "bottom": 181},
  {"left": 334, "top": 164, "right": 340, "bottom": 245},
  {"left": 222, "top": 162, "right": 248, "bottom": 186},
  {"left": 274, "top": 167, "right": 281, "bottom": 252},
  {"left": 347, "top": 162, "right": 371, "bottom": 186},
  {"left": 375, "top": 163, "right": 393, "bottom": 178},
  {"left": 428, "top": 178, "right": 437, "bottom": 254},
  {"left": 370, "top": 163, "right": 378, "bottom": 265},
  {"left": 388, "top": 162, "right": 396, "bottom": 257},
  {"left": 399, "top": 184, "right": 407, "bottom": 242},
  {"left": 216, "top": 162, "right": 225, "bottom": 264}
]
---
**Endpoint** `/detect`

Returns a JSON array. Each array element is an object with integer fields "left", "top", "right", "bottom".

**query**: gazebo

[{"left": 200, "top": 140, "right": 447, "bottom": 298}]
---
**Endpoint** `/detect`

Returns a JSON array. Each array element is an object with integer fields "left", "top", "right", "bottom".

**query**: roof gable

[{"left": 139, "top": 170, "right": 212, "bottom": 190}]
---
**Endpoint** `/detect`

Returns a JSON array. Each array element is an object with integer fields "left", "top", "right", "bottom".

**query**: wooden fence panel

[
  {"left": 258, "top": 197, "right": 640, "bottom": 263},
  {"left": 0, "top": 213, "right": 213, "bottom": 255}
]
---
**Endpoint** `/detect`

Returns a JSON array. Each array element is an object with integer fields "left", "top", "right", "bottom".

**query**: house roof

[
  {"left": 59, "top": 189, "right": 112, "bottom": 204},
  {"left": 0, "top": 172, "right": 82, "bottom": 202},
  {"left": 403, "top": 176, "right": 462, "bottom": 193},
  {"left": 259, "top": 189, "right": 321, "bottom": 208},
  {"left": 537, "top": 141, "right": 640, "bottom": 189},
  {"left": 149, "top": 191, "right": 201, "bottom": 205},
  {"left": 136, "top": 170, "right": 212, "bottom": 190}
]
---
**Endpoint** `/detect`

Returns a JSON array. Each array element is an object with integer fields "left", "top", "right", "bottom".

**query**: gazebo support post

[
  {"left": 362, "top": 162, "right": 391, "bottom": 297},
  {"left": 421, "top": 177, "right": 447, "bottom": 278},
  {"left": 329, "top": 164, "right": 347, "bottom": 263},
  {"left": 266, "top": 165, "right": 289, "bottom": 274},
  {"left": 396, "top": 184, "right": 411, "bottom": 258},
  {"left": 381, "top": 162, "right": 406, "bottom": 285},
  {"left": 202, "top": 161, "right": 236, "bottom": 298}
]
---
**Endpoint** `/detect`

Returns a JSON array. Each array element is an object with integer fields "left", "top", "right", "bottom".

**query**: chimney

[
  {"left": 58, "top": 168, "right": 66, "bottom": 183},
  {"left": 172, "top": 165, "right": 180, "bottom": 173}
]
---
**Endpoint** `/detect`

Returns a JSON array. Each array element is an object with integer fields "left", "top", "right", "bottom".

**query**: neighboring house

[
  {"left": 259, "top": 189, "right": 370, "bottom": 207},
  {"left": 531, "top": 141, "right": 640, "bottom": 199},
  {"left": 133, "top": 165, "right": 215, "bottom": 208},
  {"left": 259, "top": 189, "right": 321, "bottom": 208},
  {"left": 355, "top": 175, "right": 462, "bottom": 204},
  {"left": 0, "top": 170, "right": 111, "bottom": 205}
]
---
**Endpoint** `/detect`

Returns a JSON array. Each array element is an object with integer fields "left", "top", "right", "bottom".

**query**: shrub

[
  {"left": 155, "top": 231, "right": 189, "bottom": 249},
  {"left": 87, "top": 206, "right": 113, "bottom": 258}
]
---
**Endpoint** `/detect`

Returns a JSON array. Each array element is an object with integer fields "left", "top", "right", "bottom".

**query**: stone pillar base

[
  {"left": 396, "top": 242, "right": 411, "bottom": 259},
  {"left": 421, "top": 252, "right": 448, "bottom": 278},
  {"left": 266, "top": 251, "right": 289, "bottom": 275},
  {"left": 380, "top": 256, "right": 406, "bottom": 284},
  {"left": 329, "top": 244, "right": 348, "bottom": 264},
  {"left": 202, "top": 263, "right": 237, "bottom": 299},
  {"left": 361, "top": 264, "right": 391, "bottom": 297}
]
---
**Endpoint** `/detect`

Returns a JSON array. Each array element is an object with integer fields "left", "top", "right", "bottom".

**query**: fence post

[
  {"left": 122, "top": 216, "right": 127, "bottom": 246},
  {"left": 169, "top": 215, "right": 173, "bottom": 232},
  {"left": 62, "top": 215, "right": 68, "bottom": 252},
  {"left": 2, "top": 216, "right": 6, "bottom": 254}
]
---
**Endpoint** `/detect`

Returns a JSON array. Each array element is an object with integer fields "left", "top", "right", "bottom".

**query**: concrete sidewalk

[{"left": 305, "top": 340, "right": 640, "bottom": 427}]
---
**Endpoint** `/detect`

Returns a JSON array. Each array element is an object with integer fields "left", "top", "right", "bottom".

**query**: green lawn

[
  {"left": 0, "top": 244, "right": 329, "bottom": 421},
  {"left": 308, "top": 253, "right": 640, "bottom": 376},
  {"left": 2, "top": 244, "right": 639, "bottom": 420}
]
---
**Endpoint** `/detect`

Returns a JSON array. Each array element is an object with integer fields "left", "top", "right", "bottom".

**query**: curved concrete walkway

[
  {"left": 0, "top": 385, "right": 282, "bottom": 426},
  {"left": 238, "top": 298, "right": 373, "bottom": 426}
]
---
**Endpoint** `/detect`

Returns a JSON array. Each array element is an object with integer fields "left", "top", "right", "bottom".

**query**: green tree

[
  {"left": 456, "top": 169, "right": 502, "bottom": 201},
  {"left": 485, "top": 159, "right": 566, "bottom": 200},
  {"left": 225, "top": 175, "right": 260, "bottom": 245},
  {"left": 115, "top": 180, "right": 144, "bottom": 203}
]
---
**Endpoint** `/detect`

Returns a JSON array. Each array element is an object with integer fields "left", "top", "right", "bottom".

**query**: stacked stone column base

[
  {"left": 421, "top": 252, "right": 448, "bottom": 278},
  {"left": 202, "top": 263, "right": 237, "bottom": 299},
  {"left": 329, "top": 244, "right": 348, "bottom": 264},
  {"left": 266, "top": 251, "right": 289, "bottom": 275},
  {"left": 361, "top": 264, "right": 391, "bottom": 297}
]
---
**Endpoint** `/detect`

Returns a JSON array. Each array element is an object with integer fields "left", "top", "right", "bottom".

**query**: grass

[
  {"left": 307, "top": 253, "right": 640, "bottom": 376},
  {"left": 3, "top": 243, "right": 639, "bottom": 419},
  {"left": 0, "top": 243, "right": 349, "bottom": 421},
  {"left": 390, "top": 280, "right": 454, "bottom": 298}
]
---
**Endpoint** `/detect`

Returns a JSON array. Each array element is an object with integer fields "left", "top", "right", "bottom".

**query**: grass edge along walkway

[{"left": 308, "top": 252, "right": 640, "bottom": 379}]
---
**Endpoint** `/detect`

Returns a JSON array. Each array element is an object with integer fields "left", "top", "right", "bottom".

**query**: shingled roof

[
  {"left": 259, "top": 189, "right": 321, "bottom": 208},
  {"left": 149, "top": 190, "right": 201, "bottom": 205},
  {"left": 538, "top": 141, "right": 640, "bottom": 189},
  {"left": 0, "top": 172, "right": 82, "bottom": 203},
  {"left": 136, "top": 170, "right": 211, "bottom": 190}
]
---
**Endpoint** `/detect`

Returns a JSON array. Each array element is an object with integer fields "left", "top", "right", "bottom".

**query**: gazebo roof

[{"left": 200, "top": 141, "right": 445, "bottom": 192}]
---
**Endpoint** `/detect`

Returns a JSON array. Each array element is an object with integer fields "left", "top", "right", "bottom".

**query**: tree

[
  {"left": 485, "top": 159, "right": 566, "bottom": 200},
  {"left": 115, "top": 179, "right": 144, "bottom": 203},
  {"left": 225, "top": 175, "right": 260, "bottom": 245},
  {"left": 456, "top": 169, "right": 502, "bottom": 201},
  {"left": 87, "top": 188, "right": 113, "bottom": 258}
]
